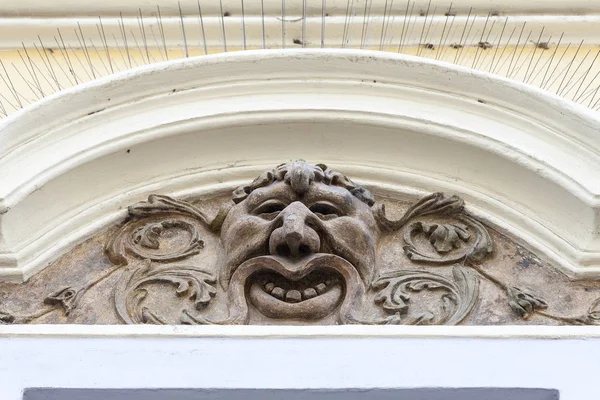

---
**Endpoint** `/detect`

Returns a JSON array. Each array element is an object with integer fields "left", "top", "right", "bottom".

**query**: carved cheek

[
  {"left": 323, "top": 217, "right": 377, "bottom": 280},
  {"left": 224, "top": 216, "right": 272, "bottom": 261}
]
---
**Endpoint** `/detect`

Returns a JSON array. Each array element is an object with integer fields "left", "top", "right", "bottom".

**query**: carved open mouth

[
  {"left": 226, "top": 254, "right": 364, "bottom": 324},
  {"left": 248, "top": 270, "right": 344, "bottom": 320}
]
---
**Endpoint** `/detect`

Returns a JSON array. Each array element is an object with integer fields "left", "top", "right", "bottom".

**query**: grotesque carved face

[
  {"left": 220, "top": 161, "right": 379, "bottom": 323},
  {"left": 95, "top": 161, "right": 494, "bottom": 326}
]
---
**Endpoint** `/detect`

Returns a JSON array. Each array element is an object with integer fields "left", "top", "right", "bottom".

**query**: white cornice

[
  {"left": 2, "top": 0, "right": 600, "bottom": 50},
  {"left": 2, "top": 15, "right": 600, "bottom": 51},
  {"left": 1, "top": 0, "right": 599, "bottom": 17},
  {"left": 1, "top": 49, "right": 600, "bottom": 282}
]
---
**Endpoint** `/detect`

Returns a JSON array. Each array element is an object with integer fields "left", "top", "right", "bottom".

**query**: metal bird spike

[{"left": 0, "top": 1, "right": 599, "bottom": 117}]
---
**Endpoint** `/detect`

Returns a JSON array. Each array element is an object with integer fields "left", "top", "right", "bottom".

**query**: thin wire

[
  {"left": 282, "top": 0, "right": 286, "bottom": 49},
  {"left": 435, "top": 3, "right": 452, "bottom": 59},
  {"left": 322, "top": 0, "right": 327, "bottom": 48},
  {"left": 488, "top": 17, "right": 508, "bottom": 72},
  {"left": 219, "top": 0, "right": 228, "bottom": 52},
  {"left": 241, "top": 0, "right": 247, "bottom": 50},
  {"left": 198, "top": 0, "right": 208, "bottom": 55},
  {"left": 542, "top": 42, "right": 571, "bottom": 90},
  {"left": 261, "top": 0, "right": 266, "bottom": 49},
  {"left": 138, "top": 9, "right": 151, "bottom": 63},
  {"left": 179, "top": 2, "right": 189, "bottom": 57},
  {"left": 0, "top": 60, "right": 24, "bottom": 107},
  {"left": 556, "top": 40, "right": 584, "bottom": 94},
  {"left": 98, "top": 17, "right": 114, "bottom": 72},
  {"left": 523, "top": 27, "right": 545, "bottom": 83},
  {"left": 118, "top": 13, "right": 132, "bottom": 67},
  {"left": 379, "top": 0, "right": 389, "bottom": 51},
  {"left": 341, "top": 0, "right": 353, "bottom": 48},
  {"left": 417, "top": 0, "right": 432, "bottom": 56},
  {"left": 302, "top": 0, "right": 307, "bottom": 48},
  {"left": 56, "top": 29, "right": 79, "bottom": 84},
  {"left": 4, "top": 6, "right": 600, "bottom": 117},
  {"left": 157, "top": 5, "right": 169, "bottom": 60},
  {"left": 539, "top": 33, "right": 564, "bottom": 87}
]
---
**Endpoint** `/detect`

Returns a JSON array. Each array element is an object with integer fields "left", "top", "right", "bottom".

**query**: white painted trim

[
  {"left": 2, "top": 324, "right": 600, "bottom": 339},
  {"left": 1, "top": 49, "right": 600, "bottom": 282},
  {"left": 1, "top": 0, "right": 598, "bottom": 17},
  {"left": 1, "top": 327, "right": 598, "bottom": 400},
  {"left": 3, "top": 14, "right": 600, "bottom": 51}
]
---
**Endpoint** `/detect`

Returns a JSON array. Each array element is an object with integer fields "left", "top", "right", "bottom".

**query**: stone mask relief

[
  {"left": 2, "top": 161, "right": 600, "bottom": 326},
  {"left": 219, "top": 162, "right": 379, "bottom": 324}
]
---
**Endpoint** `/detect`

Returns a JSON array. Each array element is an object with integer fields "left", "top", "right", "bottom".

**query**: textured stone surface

[{"left": 2, "top": 161, "right": 600, "bottom": 326}]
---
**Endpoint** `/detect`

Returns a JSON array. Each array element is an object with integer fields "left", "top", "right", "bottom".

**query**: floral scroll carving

[
  {"left": 1, "top": 192, "right": 216, "bottom": 324},
  {"left": 44, "top": 287, "right": 80, "bottom": 315},
  {"left": 376, "top": 192, "right": 493, "bottom": 264},
  {"left": 101, "top": 164, "right": 492, "bottom": 326},
  {"left": 2, "top": 161, "right": 599, "bottom": 326},
  {"left": 506, "top": 286, "right": 548, "bottom": 319},
  {"left": 114, "top": 261, "right": 216, "bottom": 324},
  {"left": 105, "top": 194, "right": 218, "bottom": 324},
  {"left": 105, "top": 195, "right": 209, "bottom": 266},
  {"left": 372, "top": 266, "right": 479, "bottom": 325}
]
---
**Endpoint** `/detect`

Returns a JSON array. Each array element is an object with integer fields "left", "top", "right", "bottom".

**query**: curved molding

[{"left": 1, "top": 49, "right": 600, "bottom": 282}]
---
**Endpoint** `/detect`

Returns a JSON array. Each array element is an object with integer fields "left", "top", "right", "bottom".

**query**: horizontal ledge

[
  {"left": 1, "top": 324, "right": 600, "bottom": 339},
  {"left": 1, "top": 0, "right": 598, "bottom": 17},
  {"left": 2, "top": 15, "right": 600, "bottom": 50}
]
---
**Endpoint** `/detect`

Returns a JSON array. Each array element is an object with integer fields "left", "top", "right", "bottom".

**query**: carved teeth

[
  {"left": 315, "top": 283, "right": 327, "bottom": 294},
  {"left": 302, "top": 288, "right": 317, "bottom": 300},
  {"left": 285, "top": 290, "right": 302, "bottom": 303},
  {"left": 265, "top": 282, "right": 275, "bottom": 293},
  {"left": 260, "top": 277, "right": 337, "bottom": 303},
  {"left": 271, "top": 287, "right": 285, "bottom": 299}
]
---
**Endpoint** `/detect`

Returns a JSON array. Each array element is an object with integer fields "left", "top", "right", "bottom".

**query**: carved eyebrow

[
  {"left": 246, "top": 186, "right": 296, "bottom": 209},
  {"left": 304, "top": 186, "right": 354, "bottom": 209}
]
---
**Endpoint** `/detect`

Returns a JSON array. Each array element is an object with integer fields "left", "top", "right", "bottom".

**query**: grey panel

[{"left": 24, "top": 388, "right": 559, "bottom": 400}]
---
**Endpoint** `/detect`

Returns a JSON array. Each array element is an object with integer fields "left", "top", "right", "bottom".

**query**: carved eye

[
  {"left": 309, "top": 202, "right": 343, "bottom": 220},
  {"left": 253, "top": 201, "right": 287, "bottom": 219}
]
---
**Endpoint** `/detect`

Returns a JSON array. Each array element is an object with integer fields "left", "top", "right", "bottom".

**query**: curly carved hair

[{"left": 232, "top": 161, "right": 375, "bottom": 206}]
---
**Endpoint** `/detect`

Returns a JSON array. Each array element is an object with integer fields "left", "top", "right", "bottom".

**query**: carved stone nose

[{"left": 269, "top": 202, "right": 321, "bottom": 258}]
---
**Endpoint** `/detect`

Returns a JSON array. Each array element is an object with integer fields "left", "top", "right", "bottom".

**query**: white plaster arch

[{"left": 1, "top": 49, "right": 599, "bottom": 283}]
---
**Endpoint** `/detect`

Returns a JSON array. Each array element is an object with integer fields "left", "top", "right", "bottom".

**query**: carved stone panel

[{"left": 2, "top": 161, "right": 600, "bottom": 325}]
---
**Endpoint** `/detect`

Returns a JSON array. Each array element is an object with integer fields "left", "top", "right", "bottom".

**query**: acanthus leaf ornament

[
  {"left": 133, "top": 223, "right": 163, "bottom": 249},
  {"left": 44, "top": 287, "right": 79, "bottom": 315},
  {"left": 104, "top": 193, "right": 214, "bottom": 266},
  {"left": 374, "top": 192, "right": 464, "bottom": 231},
  {"left": 421, "top": 222, "right": 471, "bottom": 253},
  {"left": 114, "top": 260, "right": 217, "bottom": 325},
  {"left": 402, "top": 218, "right": 493, "bottom": 264},
  {"left": 403, "top": 221, "right": 470, "bottom": 260},
  {"left": 128, "top": 194, "right": 211, "bottom": 225},
  {"left": 105, "top": 194, "right": 210, "bottom": 267},
  {"left": 506, "top": 286, "right": 548, "bottom": 319},
  {"left": 371, "top": 265, "right": 479, "bottom": 325},
  {"left": 388, "top": 193, "right": 494, "bottom": 264},
  {"left": 6, "top": 161, "right": 600, "bottom": 326},
  {"left": 106, "top": 218, "right": 205, "bottom": 266},
  {"left": 0, "top": 311, "right": 15, "bottom": 324},
  {"left": 585, "top": 297, "right": 600, "bottom": 324}
]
